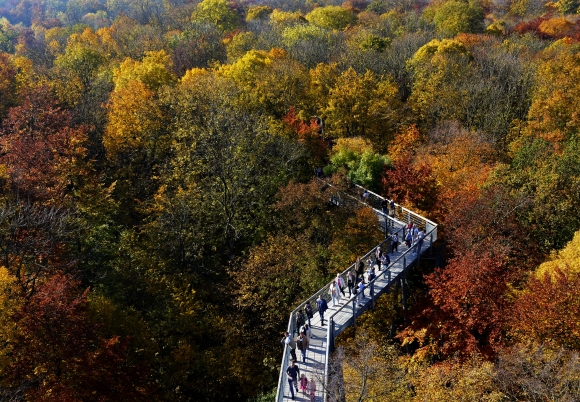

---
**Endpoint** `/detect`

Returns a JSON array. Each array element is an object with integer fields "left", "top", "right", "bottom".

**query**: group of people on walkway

[
  {"left": 283, "top": 320, "right": 316, "bottom": 400},
  {"left": 402, "top": 222, "right": 425, "bottom": 255},
  {"left": 285, "top": 359, "right": 317, "bottom": 401}
]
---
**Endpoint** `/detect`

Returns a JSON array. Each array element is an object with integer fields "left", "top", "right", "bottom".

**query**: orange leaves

[
  {"left": 510, "top": 268, "right": 580, "bottom": 349},
  {"left": 387, "top": 124, "right": 422, "bottom": 163},
  {"left": 282, "top": 107, "right": 327, "bottom": 164}
]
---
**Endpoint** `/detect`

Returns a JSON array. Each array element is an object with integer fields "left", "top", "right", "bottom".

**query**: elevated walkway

[{"left": 275, "top": 182, "right": 438, "bottom": 402}]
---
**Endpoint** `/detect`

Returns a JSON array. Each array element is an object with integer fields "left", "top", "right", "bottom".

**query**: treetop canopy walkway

[{"left": 275, "top": 181, "right": 438, "bottom": 402}]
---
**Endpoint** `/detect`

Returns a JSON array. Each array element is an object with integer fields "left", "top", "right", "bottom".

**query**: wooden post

[{"left": 352, "top": 298, "right": 356, "bottom": 328}]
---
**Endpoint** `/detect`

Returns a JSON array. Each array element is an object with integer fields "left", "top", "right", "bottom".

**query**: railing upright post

[
  {"left": 387, "top": 269, "right": 391, "bottom": 294},
  {"left": 371, "top": 282, "right": 375, "bottom": 310},
  {"left": 430, "top": 233, "right": 434, "bottom": 255},
  {"left": 329, "top": 317, "right": 335, "bottom": 352},
  {"left": 352, "top": 298, "right": 356, "bottom": 328}
]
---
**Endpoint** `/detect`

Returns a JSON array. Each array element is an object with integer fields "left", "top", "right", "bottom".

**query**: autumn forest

[{"left": 0, "top": 0, "right": 580, "bottom": 399}]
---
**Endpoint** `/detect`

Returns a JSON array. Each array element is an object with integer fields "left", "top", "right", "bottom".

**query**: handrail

[
  {"left": 352, "top": 183, "right": 437, "bottom": 228},
  {"left": 276, "top": 181, "right": 438, "bottom": 402},
  {"left": 328, "top": 227, "right": 436, "bottom": 321}
]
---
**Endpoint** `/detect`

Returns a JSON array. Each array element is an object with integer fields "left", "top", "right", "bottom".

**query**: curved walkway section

[{"left": 275, "top": 183, "right": 438, "bottom": 402}]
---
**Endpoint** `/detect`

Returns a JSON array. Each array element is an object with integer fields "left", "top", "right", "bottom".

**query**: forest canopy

[{"left": 1, "top": 0, "right": 580, "bottom": 400}]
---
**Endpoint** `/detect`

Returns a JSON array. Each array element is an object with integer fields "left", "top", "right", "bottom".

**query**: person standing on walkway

[
  {"left": 297, "top": 333, "right": 308, "bottom": 363},
  {"left": 302, "top": 323, "right": 312, "bottom": 340},
  {"left": 283, "top": 332, "right": 297, "bottom": 362},
  {"left": 304, "top": 302, "right": 313, "bottom": 327},
  {"left": 296, "top": 309, "right": 305, "bottom": 335},
  {"left": 317, "top": 294, "right": 328, "bottom": 326},
  {"left": 286, "top": 360, "right": 300, "bottom": 400},
  {"left": 391, "top": 233, "right": 399, "bottom": 253},
  {"left": 405, "top": 230, "right": 412, "bottom": 248},
  {"left": 357, "top": 281, "right": 366, "bottom": 307},
  {"left": 357, "top": 257, "right": 365, "bottom": 277},
  {"left": 336, "top": 273, "right": 346, "bottom": 297},
  {"left": 380, "top": 252, "right": 390, "bottom": 270},
  {"left": 416, "top": 229, "right": 425, "bottom": 255},
  {"left": 390, "top": 199, "right": 395, "bottom": 216},
  {"left": 329, "top": 280, "right": 340, "bottom": 306},
  {"left": 347, "top": 270, "right": 354, "bottom": 297},
  {"left": 307, "top": 378, "right": 316, "bottom": 402}
]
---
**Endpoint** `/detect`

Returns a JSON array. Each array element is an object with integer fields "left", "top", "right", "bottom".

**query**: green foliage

[
  {"left": 192, "top": 0, "right": 241, "bottom": 32},
  {"left": 324, "top": 138, "right": 390, "bottom": 191},
  {"left": 0, "top": 18, "right": 15, "bottom": 53}
]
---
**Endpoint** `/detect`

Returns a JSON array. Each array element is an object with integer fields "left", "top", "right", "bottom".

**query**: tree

[
  {"left": 382, "top": 155, "right": 438, "bottom": 215},
  {"left": 282, "top": 23, "right": 341, "bottom": 68},
  {"left": 8, "top": 274, "right": 149, "bottom": 400},
  {"left": 324, "top": 137, "right": 390, "bottom": 192},
  {"left": 169, "top": 23, "right": 227, "bottom": 76},
  {"left": 328, "top": 331, "right": 410, "bottom": 402},
  {"left": 322, "top": 67, "right": 400, "bottom": 151},
  {"left": 0, "top": 52, "right": 17, "bottom": 122},
  {"left": 399, "top": 185, "right": 542, "bottom": 360},
  {"left": 494, "top": 344, "right": 580, "bottom": 401},
  {"left": 427, "top": 0, "right": 485, "bottom": 37},
  {"left": 411, "top": 357, "right": 502, "bottom": 401},
  {"left": 0, "top": 87, "right": 89, "bottom": 203},
  {"left": 305, "top": 6, "right": 356, "bottom": 31},
  {"left": 192, "top": 0, "right": 241, "bottom": 32},
  {"left": 509, "top": 230, "right": 580, "bottom": 349}
]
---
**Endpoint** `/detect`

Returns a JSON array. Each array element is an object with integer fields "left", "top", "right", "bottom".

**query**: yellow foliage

[
  {"left": 535, "top": 230, "right": 580, "bottom": 279},
  {"left": 539, "top": 17, "right": 573, "bottom": 37},
  {"left": 217, "top": 49, "right": 273, "bottom": 85},
  {"left": 270, "top": 9, "right": 306, "bottom": 27},
  {"left": 113, "top": 50, "right": 176, "bottom": 91},
  {"left": 411, "top": 358, "right": 503, "bottom": 401},
  {"left": 0, "top": 267, "right": 22, "bottom": 378},
  {"left": 332, "top": 137, "right": 374, "bottom": 155},
  {"left": 104, "top": 80, "right": 163, "bottom": 157}
]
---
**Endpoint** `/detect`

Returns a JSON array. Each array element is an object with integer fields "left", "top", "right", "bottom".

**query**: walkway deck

[{"left": 275, "top": 183, "right": 438, "bottom": 402}]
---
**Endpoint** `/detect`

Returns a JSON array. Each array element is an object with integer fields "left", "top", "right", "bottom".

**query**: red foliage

[
  {"left": 510, "top": 267, "right": 580, "bottom": 349},
  {"left": 10, "top": 274, "right": 149, "bottom": 401},
  {"left": 511, "top": 15, "right": 553, "bottom": 39},
  {"left": 381, "top": 155, "right": 438, "bottom": 214},
  {"left": 0, "top": 87, "right": 89, "bottom": 203},
  {"left": 282, "top": 107, "right": 327, "bottom": 164},
  {"left": 400, "top": 186, "right": 542, "bottom": 360}
]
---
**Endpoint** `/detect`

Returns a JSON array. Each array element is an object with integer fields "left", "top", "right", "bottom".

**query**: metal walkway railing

[{"left": 275, "top": 181, "right": 438, "bottom": 402}]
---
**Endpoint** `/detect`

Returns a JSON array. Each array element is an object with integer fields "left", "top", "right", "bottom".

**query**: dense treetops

[{"left": 2, "top": 0, "right": 580, "bottom": 400}]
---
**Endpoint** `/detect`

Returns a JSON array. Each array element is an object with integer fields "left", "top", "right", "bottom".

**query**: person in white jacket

[{"left": 336, "top": 273, "right": 345, "bottom": 297}]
